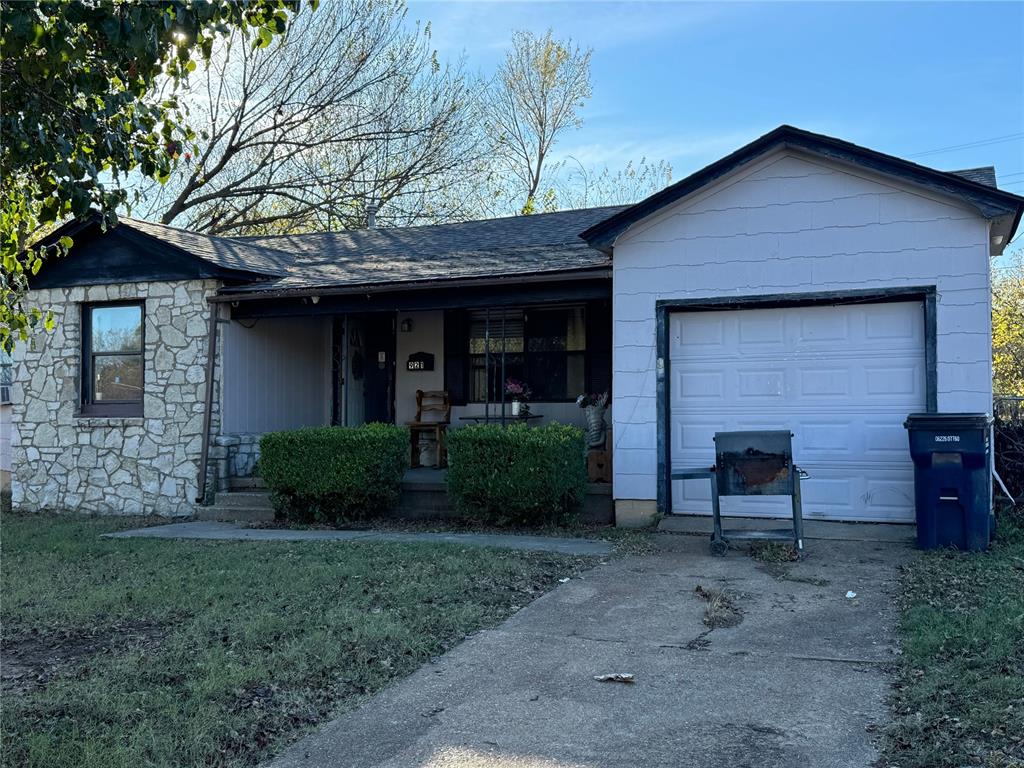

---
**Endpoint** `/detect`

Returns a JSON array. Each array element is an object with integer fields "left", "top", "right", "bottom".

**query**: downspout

[{"left": 196, "top": 300, "right": 220, "bottom": 502}]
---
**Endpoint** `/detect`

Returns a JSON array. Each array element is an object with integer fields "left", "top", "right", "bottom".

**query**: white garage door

[{"left": 669, "top": 301, "right": 926, "bottom": 523}]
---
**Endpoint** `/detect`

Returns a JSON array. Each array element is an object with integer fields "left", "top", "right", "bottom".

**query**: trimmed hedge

[
  {"left": 446, "top": 423, "right": 587, "bottom": 526},
  {"left": 259, "top": 424, "right": 409, "bottom": 524}
]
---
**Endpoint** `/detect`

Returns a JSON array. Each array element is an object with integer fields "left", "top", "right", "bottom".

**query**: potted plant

[
  {"left": 505, "top": 378, "right": 532, "bottom": 417},
  {"left": 576, "top": 391, "right": 610, "bottom": 447}
]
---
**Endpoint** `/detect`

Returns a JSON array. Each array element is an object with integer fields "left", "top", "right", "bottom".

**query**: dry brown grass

[{"left": 694, "top": 584, "right": 743, "bottom": 628}]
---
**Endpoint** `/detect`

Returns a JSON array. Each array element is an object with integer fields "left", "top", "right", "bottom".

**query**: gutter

[
  {"left": 195, "top": 299, "right": 220, "bottom": 503},
  {"left": 209, "top": 266, "right": 612, "bottom": 303}
]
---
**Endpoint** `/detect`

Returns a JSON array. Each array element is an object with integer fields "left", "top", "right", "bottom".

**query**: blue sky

[{"left": 409, "top": 1, "right": 1024, "bottom": 197}]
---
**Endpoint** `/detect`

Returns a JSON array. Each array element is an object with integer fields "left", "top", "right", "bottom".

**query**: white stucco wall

[
  {"left": 611, "top": 149, "right": 993, "bottom": 504},
  {"left": 395, "top": 310, "right": 445, "bottom": 425}
]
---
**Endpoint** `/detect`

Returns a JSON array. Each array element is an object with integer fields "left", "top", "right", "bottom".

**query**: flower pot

[{"left": 511, "top": 400, "right": 521, "bottom": 417}]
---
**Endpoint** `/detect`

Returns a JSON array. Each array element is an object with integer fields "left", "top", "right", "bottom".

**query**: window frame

[
  {"left": 80, "top": 300, "right": 146, "bottom": 417},
  {"left": 0, "top": 348, "right": 11, "bottom": 405},
  {"left": 466, "top": 304, "right": 588, "bottom": 404}
]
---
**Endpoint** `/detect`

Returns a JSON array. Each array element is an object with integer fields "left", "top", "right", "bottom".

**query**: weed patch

[
  {"left": 749, "top": 541, "right": 800, "bottom": 563},
  {"left": 880, "top": 508, "right": 1024, "bottom": 767},
  {"left": 694, "top": 584, "right": 743, "bottom": 629}
]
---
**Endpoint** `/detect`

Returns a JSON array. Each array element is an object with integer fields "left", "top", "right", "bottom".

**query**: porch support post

[
  {"left": 195, "top": 300, "right": 220, "bottom": 503},
  {"left": 484, "top": 308, "right": 490, "bottom": 423},
  {"left": 500, "top": 311, "right": 506, "bottom": 426}
]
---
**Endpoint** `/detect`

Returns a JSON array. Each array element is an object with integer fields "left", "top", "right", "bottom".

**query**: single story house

[{"left": 12, "top": 125, "right": 1023, "bottom": 524}]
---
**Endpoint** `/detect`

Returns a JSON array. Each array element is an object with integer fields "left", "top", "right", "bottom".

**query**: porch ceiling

[{"left": 223, "top": 272, "right": 612, "bottom": 318}]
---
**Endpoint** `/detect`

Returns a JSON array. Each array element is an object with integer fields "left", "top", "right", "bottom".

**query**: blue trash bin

[{"left": 904, "top": 413, "right": 993, "bottom": 551}]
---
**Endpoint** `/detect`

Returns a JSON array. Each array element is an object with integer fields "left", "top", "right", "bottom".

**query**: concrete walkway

[
  {"left": 659, "top": 514, "right": 916, "bottom": 543},
  {"left": 267, "top": 533, "right": 910, "bottom": 768},
  {"left": 105, "top": 521, "right": 614, "bottom": 556}
]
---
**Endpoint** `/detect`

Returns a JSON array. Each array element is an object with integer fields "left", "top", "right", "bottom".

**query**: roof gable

[
  {"left": 581, "top": 125, "right": 1024, "bottom": 252},
  {"left": 32, "top": 214, "right": 292, "bottom": 289},
  {"left": 33, "top": 224, "right": 231, "bottom": 288},
  {"left": 120, "top": 218, "right": 291, "bottom": 277}
]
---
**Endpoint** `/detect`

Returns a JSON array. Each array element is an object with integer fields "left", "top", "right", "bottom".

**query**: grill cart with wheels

[{"left": 673, "top": 430, "right": 807, "bottom": 556}]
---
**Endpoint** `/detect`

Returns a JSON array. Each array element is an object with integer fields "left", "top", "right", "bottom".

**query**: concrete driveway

[{"left": 268, "top": 533, "right": 910, "bottom": 768}]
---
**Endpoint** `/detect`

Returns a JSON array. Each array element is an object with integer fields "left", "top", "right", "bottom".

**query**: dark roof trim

[
  {"left": 212, "top": 265, "right": 611, "bottom": 303},
  {"left": 118, "top": 217, "right": 290, "bottom": 277},
  {"left": 36, "top": 212, "right": 288, "bottom": 281},
  {"left": 34, "top": 212, "right": 105, "bottom": 249},
  {"left": 581, "top": 125, "right": 1024, "bottom": 251},
  {"left": 112, "top": 225, "right": 281, "bottom": 283}
]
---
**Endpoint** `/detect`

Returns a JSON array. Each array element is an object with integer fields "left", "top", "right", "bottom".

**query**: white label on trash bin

[{"left": 934, "top": 435, "right": 960, "bottom": 443}]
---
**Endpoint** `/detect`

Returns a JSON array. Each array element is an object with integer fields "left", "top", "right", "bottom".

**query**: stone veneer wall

[
  {"left": 12, "top": 279, "right": 222, "bottom": 516},
  {"left": 211, "top": 433, "right": 261, "bottom": 492}
]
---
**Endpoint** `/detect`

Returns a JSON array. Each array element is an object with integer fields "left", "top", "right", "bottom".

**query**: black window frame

[
  {"left": 80, "top": 300, "right": 145, "bottom": 417},
  {"left": 465, "top": 304, "right": 588, "bottom": 404},
  {"left": 0, "top": 349, "right": 11, "bottom": 405}
]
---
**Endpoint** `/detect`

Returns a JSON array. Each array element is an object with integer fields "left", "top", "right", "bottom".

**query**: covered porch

[{"left": 209, "top": 274, "right": 612, "bottom": 486}]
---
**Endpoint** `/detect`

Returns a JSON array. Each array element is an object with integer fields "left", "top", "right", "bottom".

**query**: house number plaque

[{"left": 407, "top": 352, "right": 435, "bottom": 371}]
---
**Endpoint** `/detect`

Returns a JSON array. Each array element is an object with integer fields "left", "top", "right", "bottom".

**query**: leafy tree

[
  {"left": 993, "top": 249, "right": 1024, "bottom": 396},
  {"left": 0, "top": 0, "right": 305, "bottom": 351},
  {"left": 486, "top": 29, "right": 592, "bottom": 214}
]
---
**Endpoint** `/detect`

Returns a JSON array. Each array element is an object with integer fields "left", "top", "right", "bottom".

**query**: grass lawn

[
  {"left": 1, "top": 513, "right": 594, "bottom": 768},
  {"left": 882, "top": 507, "right": 1024, "bottom": 767}
]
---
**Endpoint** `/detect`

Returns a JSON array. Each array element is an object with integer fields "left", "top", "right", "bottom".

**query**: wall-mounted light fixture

[{"left": 400, "top": 318, "right": 413, "bottom": 333}]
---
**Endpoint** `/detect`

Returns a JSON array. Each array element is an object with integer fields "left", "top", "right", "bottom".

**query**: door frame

[{"left": 654, "top": 286, "right": 938, "bottom": 516}]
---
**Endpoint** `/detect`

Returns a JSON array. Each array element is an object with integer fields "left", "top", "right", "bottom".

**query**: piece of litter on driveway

[
  {"left": 845, "top": 591, "right": 857, "bottom": 599},
  {"left": 559, "top": 578, "right": 571, "bottom": 583},
  {"left": 594, "top": 673, "right": 635, "bottom": 684}
]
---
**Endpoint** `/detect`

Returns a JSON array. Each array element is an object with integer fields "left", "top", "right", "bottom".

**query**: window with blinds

[{"left": 466, "top": 306, "right": 586, "bottom": 402}]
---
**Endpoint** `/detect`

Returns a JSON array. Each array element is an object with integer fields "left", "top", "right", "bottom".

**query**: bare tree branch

[{"left": 135, "top": 0, "right": 488, "bottom": 234}]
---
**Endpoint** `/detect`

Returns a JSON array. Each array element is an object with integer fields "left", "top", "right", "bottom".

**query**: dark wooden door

[{"left": 362, "top": 314, "right": 396, "bottom": 424}]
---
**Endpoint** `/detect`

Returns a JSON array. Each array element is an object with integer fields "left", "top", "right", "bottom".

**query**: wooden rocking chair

[{"left": 406, "top": 390, "right": 450, "bottom": 468}]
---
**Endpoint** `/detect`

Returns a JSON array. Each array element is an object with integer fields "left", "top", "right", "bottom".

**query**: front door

[{"left": 362, "top": 314, "right": 396, "bottom": 424}]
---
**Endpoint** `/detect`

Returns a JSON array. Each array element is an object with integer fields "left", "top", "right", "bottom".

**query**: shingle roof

[
  {"left": 948, "top": 166, "right": 998, "bottom": 188},
  {"left": 120, "top": 217, "right": 293, "bottom": 277},
  {"left": 224, "top": 205, "right": 626, "bottom": 294}
]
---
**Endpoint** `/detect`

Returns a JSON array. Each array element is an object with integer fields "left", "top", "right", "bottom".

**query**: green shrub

[
  {"left": 259, "top": 424, "right": 409, "bottom": 524},
  {"left": 446, "top": 423, "right": 587, "bottom": 526}
]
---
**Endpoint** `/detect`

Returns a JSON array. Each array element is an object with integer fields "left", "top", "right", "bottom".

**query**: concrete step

[
  {"left": 228, "top": 476, "right": 266, "bottom": 490},
  {"left": 207, "top": 479, "right": 614, "bottom": 525},
  {"left": 215, "top": 490, "right": 273, "bottom": 509},
  {"left": 195, "top": 505, "right": 275, "bottom": 523}
]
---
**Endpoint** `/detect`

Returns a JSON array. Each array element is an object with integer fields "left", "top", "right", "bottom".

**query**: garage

[
  {"left": 581, "top": 126, "right": 1021, "bottom": 529},
  {"left": 667, "top": 298, "right": 929, "bottom": 523}
]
